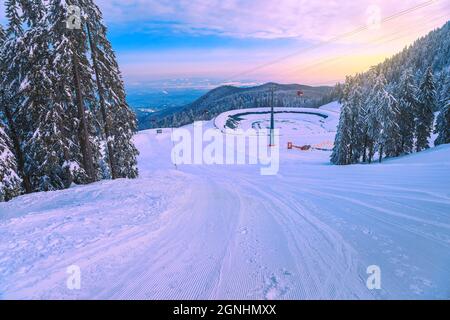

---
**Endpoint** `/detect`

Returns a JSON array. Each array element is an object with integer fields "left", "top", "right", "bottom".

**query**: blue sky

[{"left": 1, "top": 0, "right": 449, "bottom": 88}]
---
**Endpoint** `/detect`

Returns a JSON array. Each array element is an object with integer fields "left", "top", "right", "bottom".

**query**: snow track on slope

[
  {"left": 206, "top": 174, "right": 371, "bottom": 299},
  {"left": 1, "top": 102, "right": 449, "bottom": 299}
]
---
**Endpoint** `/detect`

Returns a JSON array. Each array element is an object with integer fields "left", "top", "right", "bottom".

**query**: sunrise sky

[{"left": 1, "top": 0, "right": 449, "bottom": 88}]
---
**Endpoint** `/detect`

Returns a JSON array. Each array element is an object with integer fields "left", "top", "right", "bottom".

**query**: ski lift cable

[
  {"left": 284, "top": 1, "right": 443, "bottom": 78},
  {"left": 280, "top": 11, "right": 449, "bottom": 79},
  {"left": 274, "top": 10, "right": 449, "bottom": 80},
  {"left": 279, "top": 27, "right": 417, "bottom": 76},
  {"left": 223, "top": 0, "right": 440, "bottom": 83}
]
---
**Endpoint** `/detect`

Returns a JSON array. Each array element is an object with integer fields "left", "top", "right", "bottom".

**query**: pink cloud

[{"left": 96, "top": 0, "right": 449, "bottom": 41}]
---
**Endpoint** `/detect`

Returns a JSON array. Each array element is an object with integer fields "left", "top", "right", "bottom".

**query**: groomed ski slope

[{"left": 1, "top": 102, "right": 449, "bottom": 299}]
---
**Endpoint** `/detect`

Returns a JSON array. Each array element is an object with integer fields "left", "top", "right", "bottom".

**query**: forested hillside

[
  {"left": 143, "top": 82, "right": 338, "bottom": 129},
  {"left": 0, "top": 0, "right": 139, "bottom": 202},
  {"left": 332, "top": 20, "right": 450, "bottom": 165}
]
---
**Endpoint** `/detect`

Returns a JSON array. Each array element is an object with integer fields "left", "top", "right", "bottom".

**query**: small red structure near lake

[{"left": 287, "top": 142, "right": 311, "bottom": 151}]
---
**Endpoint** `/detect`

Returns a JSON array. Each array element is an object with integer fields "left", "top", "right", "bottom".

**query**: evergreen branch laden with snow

[{"left": 0, "top": 0, "right": 139, "bottom": 202}]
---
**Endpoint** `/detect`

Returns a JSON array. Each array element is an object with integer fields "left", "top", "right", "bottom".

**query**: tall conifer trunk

[
  {"left": 72, "top": 51, "right": 94, "bottom": 181},
  {"left": 86, "top": 23, "right": 117, "bottom": 179}
]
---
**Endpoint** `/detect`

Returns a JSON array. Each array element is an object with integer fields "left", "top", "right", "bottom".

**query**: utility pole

[{"left": 269, "top": 84, "right": 275, "bottom": 147}]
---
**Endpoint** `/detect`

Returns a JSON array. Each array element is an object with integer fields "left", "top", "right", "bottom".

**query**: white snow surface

[{"left": 1, "top": 101, "right": 449, "bottom": 300}]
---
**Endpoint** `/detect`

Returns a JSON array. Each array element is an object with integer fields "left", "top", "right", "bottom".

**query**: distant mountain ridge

[{"left": 139, "top": 82, "right": 337, "bottom": 129}]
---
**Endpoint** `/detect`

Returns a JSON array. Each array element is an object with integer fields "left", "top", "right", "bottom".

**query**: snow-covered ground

[{"left": 1, "top": 102, "right": 449, "bottom": 299}]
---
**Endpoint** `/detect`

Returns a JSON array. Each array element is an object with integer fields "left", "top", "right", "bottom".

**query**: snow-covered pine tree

[
  {"left": 395, "top": 69, "right": 417, "bottom": 155},
  {"left": 348, "top": 79, "right": 364, "bottom": 163},
  {"left": 331, "top": 22, "right": 450, "bottom": 165},
  {"left": 377, "top": 86, "right": 401, "bottom": 161},
  {"left": 83, "top": 0, "right": 139, "bottom": 179},
  {"left": 47, "top": 0, "right": 100, "bottom": 183},
  {"left": 415, "top": 67, "right": 436, "bottom": 152},
  {"left": 14, "top": 1, "right": 65, "bottom": 192},
  {"left": 3, "top": 0, "right": 86, "bottom": 192},
  {"left": 1, "top": 0, "right": 139, "bottom": 199},
  {"left": 0, "top": 20, "right": 20, "bottom": 199},
  {"left": 434, "top": 99, "right": 450, "bottom": 146},
  {"left": 357, "top": 99, "right": 369, "bottom": 163},
  {"left": 357, "top": 73, "right": 377, "bottom": 163},
  {"left": 331, "top": 104, "right": 352, "bottom": 165},
  {"left": 0, "top": 122, "right": 22, "bottom": 202},
  {"left": 366, "top": 73, "right": 386, "bottom": 163},
  {"left": 21, "top": 14, "right": 84, "bottom": 191},
  {"left": 331, "top": 79, "right": 353, "bottom": 165},
  {"left": 25, "top": 104, "right": 71, "bottom": 191},
  {"left": 83, "top": 3, "right": 116, "bottom": 179},
  {"left": 435, "top": 72, "right": 449, "bottom": 110},
  {"left": 1, "top": 0, "right": 33, "bottom": 193},
  {"left": 434, "top": 70, "right": 450, "bottom": 146}
]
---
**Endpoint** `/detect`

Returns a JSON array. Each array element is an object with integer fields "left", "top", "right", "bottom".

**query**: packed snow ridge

[{"left": 0, "top": 101, "right": 449, "bottom": 299}]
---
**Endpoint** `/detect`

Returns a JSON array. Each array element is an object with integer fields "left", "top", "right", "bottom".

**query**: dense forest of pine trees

[
  {"left": 0, "top": 0, "right": 139, "bottom": 202},
  {"left": 331, "top": 21, "right": 450, "bottom": 165}
]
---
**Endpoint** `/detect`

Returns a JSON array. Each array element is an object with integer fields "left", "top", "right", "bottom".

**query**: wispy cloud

[
  {"left": 0, "top": 0, "right": 447, "bottom": 85},
  {"left": 97, "top": 0, "right": 448, "bottom": 41}
]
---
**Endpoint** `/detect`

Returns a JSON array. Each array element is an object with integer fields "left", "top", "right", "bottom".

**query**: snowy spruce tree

[
  {"left": 331, "top": 106, "right": 352, "bottom": 165},
  {"left": 1, "top": 17, "right": 20, "bottom": 200},
  {"left": 47, "top": 0, "right": 103, "bottom": 183},
  {"left": 331, "top": 81, "right": 353, "bottom": 165},
  {"left": 331, "top": 22, "right": 449, "bottom": 166},
  {"left": 377, "top": 86, "right": 401, "bottom": 161},
  {"left": 1, "top": 0, "right": 34, "bottom": 193},
  {"left": 331, "top": 77, "right": 364, "bottom": 165},
  {"left": 434, "top": 73, "right": 449, "bottom": 146},
  {"left": 0, "top": 122, "right": 22, "bottom": 202},
  {"left": 435, "top": 99, "right": 450, "bottom": 146},
  {"left": 415, "top": 67, "right": 436, "bottom": 152},
  {"left": 0, "top": 0, "right": 139, "bottom": 200},
  {"left": 347, "top": 80, "right": 364, "bottom": 163},
  {"left": 396, "top": 70, "right": 417, "bottom": 154},
  {"left": 366, "top": 73, "right": 386, "bottom": 163},
  {"left": 83, "top": 0, "right": 139, "bottom": 179},
  {"left": 357, "top": 73, "right": 376, "bottom": 163},
  {"left": 365, "top": 73, "right": 401, "bottom": 162},
  {"left": 350, "top": 80, "right": 366, "bottom": 163},
  {"left": 1, "top": 19, "right": 23, "bottom": 201},
  {"left": 17, "top": 2, "right": 67, "bottom": 191},
  {"left": 436, "top": 72, "right": 449, "bottom": 111}
]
